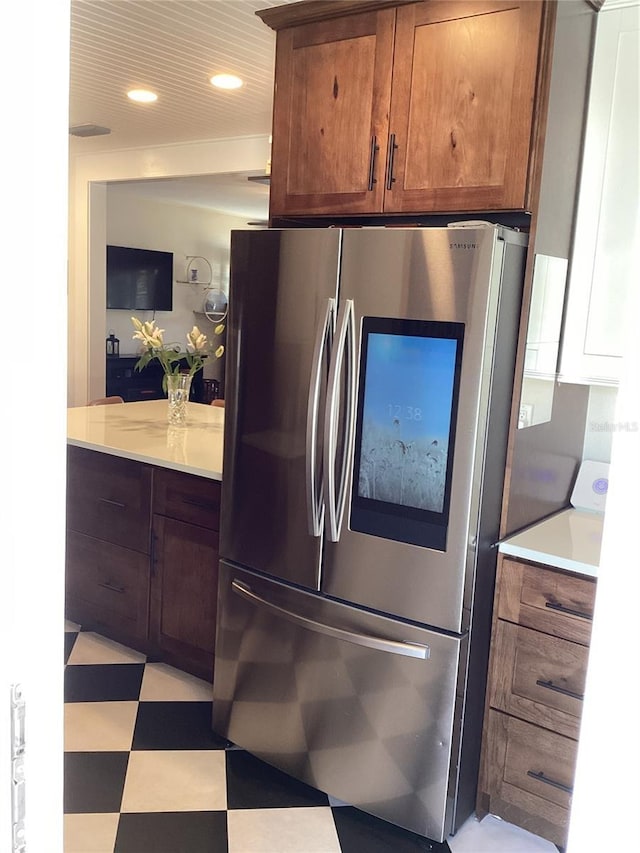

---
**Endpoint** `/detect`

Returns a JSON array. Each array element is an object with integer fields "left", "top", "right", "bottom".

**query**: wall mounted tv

[{"left": 106, "top": 245, "right": 174, "bottom": 311}]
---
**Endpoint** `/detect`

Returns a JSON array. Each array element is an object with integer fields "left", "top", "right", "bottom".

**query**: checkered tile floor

[{"left": 64, "top": 624, "right": 558, "bottom": 853}]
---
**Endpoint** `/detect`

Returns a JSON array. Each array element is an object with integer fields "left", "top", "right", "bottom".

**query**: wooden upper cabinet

[
  {"left": 269, "top": 9, "right": 396, "bottom": 215},
  {"left": 263, "top": 0, "right": 548, "bottom": 218},
  {"left": 386, "top": 0, "right": 544, "bottom": 213}
]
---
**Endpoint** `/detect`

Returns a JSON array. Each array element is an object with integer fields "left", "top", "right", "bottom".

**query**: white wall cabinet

[{"left": 560, "top": 3, "right": 639, "bottom": 386}]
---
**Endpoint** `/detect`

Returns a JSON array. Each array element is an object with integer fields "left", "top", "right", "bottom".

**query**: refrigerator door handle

[
  {"left": 324, "top": 298, "right": 357, "bottom": 542},
  {"left": 306, "top": 297, "right": 336, "bottom": 537},
  {"left": 231, "top": 580, "right": 430, "bottom": 659}
]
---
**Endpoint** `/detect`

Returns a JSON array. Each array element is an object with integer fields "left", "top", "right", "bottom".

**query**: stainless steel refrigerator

[{"left": 212, "top": 225, "right": 528, "bottom": 842}]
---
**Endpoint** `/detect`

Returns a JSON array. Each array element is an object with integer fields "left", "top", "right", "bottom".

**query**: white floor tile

[
  {"left": 139, "top": 662, "right": 212, "bottom": 702},
  {"left": 227, "top": 807, "right": 342, "bottom": 853},
  {"left": 120, "top": 750, "right": 226, "bottom": 813},
  {"left": 449, "top": 813, "right": 558, "bottom": 852},
  {"left": 64, "top": 813, "right": 119, "bottom": 853},
  {"left": 66, "top": 632, "right": 146, "bottom": 665},
  {"left": 64, "top": 701, "right": 138, "bottom": 752}
]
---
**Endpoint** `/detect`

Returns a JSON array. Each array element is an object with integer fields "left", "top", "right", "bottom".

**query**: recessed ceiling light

[
  {"left": 127, "top": 89, "right": 158, "bottom": 103},
  {"left": 210, "top": 74, "right": 243, "bottom": 90}
]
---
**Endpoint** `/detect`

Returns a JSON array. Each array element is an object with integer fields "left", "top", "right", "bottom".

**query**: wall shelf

[{"left": 175, "top": 255, "right": 212, "bottom": 285}]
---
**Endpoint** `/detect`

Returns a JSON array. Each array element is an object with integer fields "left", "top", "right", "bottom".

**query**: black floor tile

[
  {"left": 115, "top": 811, "right": 228, "bottom": 853},
  {"left": 64, "top": 751, "right": 129, "bottom": 814},
  {"left": 225, "top": 749, "right": 330, "bottom": 810},
  {"left": 64, "top": 663, "right": 145, "bottom": 702},
  {"left": 332, "top": 806, "right": 452, "bottom": 853},
  {"left": 65, "top": 632, "right": 78, "bottom": 664},
  {"left": 132, "top": 701, "right": 228, "bottom": 750}
]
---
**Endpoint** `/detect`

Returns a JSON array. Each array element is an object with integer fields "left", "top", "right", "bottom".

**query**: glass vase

[{"left": 166, "top": 373, "right": 192, "bottom": 426}]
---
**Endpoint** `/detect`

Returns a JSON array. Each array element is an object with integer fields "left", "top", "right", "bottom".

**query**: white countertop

[
  {"left": 499, "top": 507, "right": 603, "bottom": 578},
  {"left": 67, "top": 399, "right": 224, "bottom": 480}
]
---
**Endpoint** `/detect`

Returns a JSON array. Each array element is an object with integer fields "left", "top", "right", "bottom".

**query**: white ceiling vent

[{"left": 69, "top": 124, "right": 111, "bottom": 137}]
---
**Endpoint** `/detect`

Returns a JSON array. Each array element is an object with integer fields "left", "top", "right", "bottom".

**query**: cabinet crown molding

[{"left": 256, "top": 0, "right": 415, "bottom": 30}]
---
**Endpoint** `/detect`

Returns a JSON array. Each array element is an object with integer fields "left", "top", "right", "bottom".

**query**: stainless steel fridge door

[
  {"left": 220, "top": 229, "right": 341, "bottom": 589},
  {"left": 322, "top": 227, "right": 527, "bottom": 632},
  {"left": 213, "top": 561, "right": 464, "bottom": 842}
]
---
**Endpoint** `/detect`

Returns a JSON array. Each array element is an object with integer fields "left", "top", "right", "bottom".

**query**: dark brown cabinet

[
  {"left": 477, "top": 555, "right": 596, "bottom": 847},
  {"left": 65, "top": 447, "right": 221, "bottom": 681},
  {"left": 262, "top": 0, "right": 549, "bottom": 219},
  {"left": 66, "top": 446, "right": 152, "bottom": 649},
  {"left": 150, "top": 468, "right": 221, "bottom": 681}
]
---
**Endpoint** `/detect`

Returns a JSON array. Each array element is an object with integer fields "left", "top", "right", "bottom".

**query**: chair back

[
  {"left": 87, "top": 396, "right": 125, "bottom": 406},
  {"left": 210, "top": 399, "right": 225, "bottom": 408}
]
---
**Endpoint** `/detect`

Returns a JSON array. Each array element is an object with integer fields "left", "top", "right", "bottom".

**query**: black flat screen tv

[{"left": 106, "top": 245, "right": 174, "bottom": 311}]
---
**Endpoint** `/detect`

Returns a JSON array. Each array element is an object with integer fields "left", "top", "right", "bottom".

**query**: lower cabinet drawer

[
  {"left": 485, "top": 709, "right": 576, "bottom": 847},
  {"left": 489, "top": 620, "right": 588, "bottom": 739},
  {"left": 153, "top": 467, "right": 221, "bottom": 530},
  {"left": 65, "top": 530, "right": 150, "bottom": 645}
]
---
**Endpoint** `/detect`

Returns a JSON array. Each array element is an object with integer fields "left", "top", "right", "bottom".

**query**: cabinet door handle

[
  {"left": 545, "top": 601, "right": 593, "bottom": 621},
  {"left": 535, "top": 678, "right": 584, "bottom": 702},
  {"left": 527, "top": 770, "right": 573, "bottom": 795},
  {"left": 98, "top": 580, "right": 126, "bottom": 595},
  {"left": 367, "top": 135, "right": 379, "bottom": 191},
  {"left": 98, "top": 497, "right": 126, "bottom": 510},
  {"left": 385, "top": 133, "right": 398, "bottom": 190}
]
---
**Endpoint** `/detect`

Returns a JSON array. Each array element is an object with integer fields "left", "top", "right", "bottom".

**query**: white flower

[
  {"left": 132, "top": 317, "right": 164, "bottom": 349},
  {"left": 186, "top": 325, "right": 208, "bottom": 353}
]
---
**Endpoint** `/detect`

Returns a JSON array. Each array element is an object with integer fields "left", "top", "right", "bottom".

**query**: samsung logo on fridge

[{"left": 449, "top": 241, "right": 477, "bottom": 250}]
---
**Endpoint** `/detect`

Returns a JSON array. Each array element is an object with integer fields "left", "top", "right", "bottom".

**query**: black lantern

[{"left": 106, "top": 330, "right": 120, "bottom": 357}]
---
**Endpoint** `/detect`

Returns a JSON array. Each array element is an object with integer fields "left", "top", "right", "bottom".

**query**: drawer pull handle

[
  {"left": 98, "top": 580, "right": 126, "bottom": 595},
  {"left": 545, "top": 601, "right": 593, "bottom": 621},
  {"left": 182, "top": 496, "right": 215, "bottom": 511},
  {"left": 536, "top": 678, "right": 584, "bottom": 702},
  {"left": 98, "top": 498, "right": 126, "bottom": 510},
  {"left": 527, "top": 770, "right": 573, "bottom": 795}
]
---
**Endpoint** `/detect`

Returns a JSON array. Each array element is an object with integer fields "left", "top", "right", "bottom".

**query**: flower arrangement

[{"left": 131, "top": 316, "right": 225, "bottom": 392}]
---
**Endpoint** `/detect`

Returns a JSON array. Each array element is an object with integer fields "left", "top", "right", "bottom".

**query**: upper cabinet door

[
  {"left": 385, "top": 0, "right": 544, "bottom": 214},
  {"left": 269, "top": 9, "right": 395, "bottom": 217}
]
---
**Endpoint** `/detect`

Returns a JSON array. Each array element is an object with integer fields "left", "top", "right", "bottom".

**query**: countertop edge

[
  {"left": 498, "top": 540, "right": 598, "bottom": 579},
  {"left": 67, "top": 437, "right": 223, "bottom": 482}
]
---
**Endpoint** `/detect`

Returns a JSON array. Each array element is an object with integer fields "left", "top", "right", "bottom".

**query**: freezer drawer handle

[
  {"left": 231, "top": 580, "right": 430, "bottom": 660},
  {"left": 306, "top": 297, "right": 336, "bottom": 539}
]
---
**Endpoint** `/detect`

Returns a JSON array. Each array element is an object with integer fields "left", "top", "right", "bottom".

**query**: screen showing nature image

[{"left": 357, "top": 332, "right": 459, "bottom": 515}]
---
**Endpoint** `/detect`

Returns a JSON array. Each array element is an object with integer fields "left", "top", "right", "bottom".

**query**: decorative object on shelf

[
  {"left": 106, "top": 330, "right": 120, "bottom": 357},
  {"left": 202, "top": 288, "right": 228, "bottom": 325},
  {"left": 131, "top": 317, "right": 225, "bottom": 424},
  {"left": 166, "top": 373, "right": 193, "bottom": 426},
  {"left": 176, "top": 256, "right": 212, "bottom": 285}
]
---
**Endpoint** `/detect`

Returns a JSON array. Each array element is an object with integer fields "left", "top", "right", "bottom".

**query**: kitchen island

[
  {"left": 67, "top": 398, "right": 224, "bottom": 480},
  {"left": 66, "top": 399, "right": 224, "bottom": 680}
]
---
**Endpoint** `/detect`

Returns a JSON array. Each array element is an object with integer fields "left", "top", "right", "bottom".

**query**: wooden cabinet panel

[
  {"left": 497, "top": 557, "right": 596, "bottom": 646},
  {"left": 478, "top": 554, "right": 596, "bottom": 847},
  {"left": 153, "top": 467, "right": 221, "bottom": 531},
  {"left": 489, "top": 620, "right": 587, "bottom": 739},
  {"left": 385, "top": 0, "right": 544, "bottom": 213},
  {"left": 269, "top": 8, "right": 395, "bottom": 216},
  {"left": 65, "top": 530, "right": 150, "bottom": 647},
  {"left": 484, "top": 710, "right": 575, "bottom": 846},
  {"left": 66, "top": 445, "right": 151, "bottom": 553},
  {"left": 265, "top": 0, "right": 547, "bottom": 218},
  {"left": 150, "top": 515, "right": 219, "bottom": 682}
]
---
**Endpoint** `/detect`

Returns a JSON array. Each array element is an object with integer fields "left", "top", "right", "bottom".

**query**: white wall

[
  {"left": 104, "top": 189, "right": 246, "bottom": 388},
  {"left": 68, "top": 134, "right": 271, "bottom": 406}
]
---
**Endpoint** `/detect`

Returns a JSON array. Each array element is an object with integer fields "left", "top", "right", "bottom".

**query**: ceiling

[{"left": 69, "top": 0, "right": 297, "bottom": 218}]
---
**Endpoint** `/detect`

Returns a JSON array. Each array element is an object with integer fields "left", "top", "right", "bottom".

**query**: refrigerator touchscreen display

[{"left": 350, "top": 317, "right": 464, "bottom": 550}]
